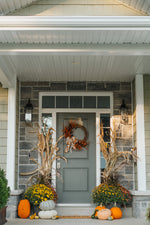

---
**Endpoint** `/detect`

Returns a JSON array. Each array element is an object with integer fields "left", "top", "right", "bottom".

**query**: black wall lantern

[
  {"left": 24, "top": 98, "right": 33, "bottom": 123},
  {"left": 120, "top": 99, "right": 128, "bottom": 124}
]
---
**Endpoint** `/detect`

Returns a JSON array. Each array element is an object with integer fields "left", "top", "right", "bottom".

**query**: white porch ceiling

[
  {"left": 0, "top": 17, "right": 150, "bottom": 84},
  {"left": 1, "top": 54, "right": 150, "bottom": 82}
]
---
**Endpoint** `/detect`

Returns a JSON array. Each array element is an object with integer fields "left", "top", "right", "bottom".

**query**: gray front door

[{"left": 56, "top": 113, "right": 96, "bottom": 203}]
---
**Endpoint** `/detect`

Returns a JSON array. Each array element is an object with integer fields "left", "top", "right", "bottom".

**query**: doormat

[{"left": 57, "top": 216, "right": 91, "bottom": 219}]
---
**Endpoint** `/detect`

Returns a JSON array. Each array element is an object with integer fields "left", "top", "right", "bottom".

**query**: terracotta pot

[{"left": 0, "top": 206, "right": 7, "bottom": 225}]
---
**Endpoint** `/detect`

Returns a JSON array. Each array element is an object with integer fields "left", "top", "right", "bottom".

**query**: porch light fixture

[
  {"left": 120, "top": 99, "right": 128, "bottom": 124},
  {"left": 24, "top": 98, "right": 33, "bottom": 123}
]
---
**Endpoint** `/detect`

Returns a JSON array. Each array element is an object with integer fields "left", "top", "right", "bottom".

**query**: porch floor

[{"left": 6, "top": 218, "right": 149, "bottom": 225}]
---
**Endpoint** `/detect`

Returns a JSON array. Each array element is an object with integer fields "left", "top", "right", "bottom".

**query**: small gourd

[
  {"left": 40, "top": 200, "right": 55, "bottom": 211},
  {"left": 35, "top": 216, "right": 39, "bottom": 219},
  {"left": 30, "top": 213, "right": 36, "bottom": 220},
  {"left": 110, "top": 203, "right": 122, "bottom": 219},
  {"left": 108, "top": 216, "right": 114, "bottom": 221},
  {"left": 97, "top": 208, "right": 111, "bottom": 220},
  {"left": 18, "top": 199, "right": 30, "bottom": 219}
]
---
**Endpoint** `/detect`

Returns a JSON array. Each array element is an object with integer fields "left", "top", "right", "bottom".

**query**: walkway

[{"left": 6, "top": 218, "right": 149, "bottom": 225}]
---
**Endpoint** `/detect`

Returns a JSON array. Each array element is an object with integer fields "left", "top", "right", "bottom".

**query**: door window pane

[
  {"left": 100, "top": 114, "right": 110, "bottom": 127},
  {"left": 56, "top": 96, "right": 68, "bottom": 108},
  {"left": 42, "top": 113, "right": 52, "bottom": 127},
  {"left": 98, "top": 96, "right": 110, "bottom": 108},
  {"left": 70, "top": 96, "right": 82, "bottom": 108},
  {"left": 84, "top": 96, "right": 96, "bottom": 108},
  {"left": 42, "top": 96, "right": 55, "bottom": 108},
  {"left": 100, "top": 114, "right": 110, "bottom": 176},
  {"left": 42, "top": 113, "right": 52, "bottom": 135}
]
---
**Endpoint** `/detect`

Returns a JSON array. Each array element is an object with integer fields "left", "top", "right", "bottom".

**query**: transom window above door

[{"left": 42, "top": 95, "right": 110, "bottom": 109}]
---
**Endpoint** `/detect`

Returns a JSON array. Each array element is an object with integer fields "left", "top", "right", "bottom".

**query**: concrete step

[{"left": 56, "top": 205, "right": 132, "bottom": 218}]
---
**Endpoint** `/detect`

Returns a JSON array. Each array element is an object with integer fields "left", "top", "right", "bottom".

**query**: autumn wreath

[{"left": 63, "top": 121, "right": 88, "bottom": 153}]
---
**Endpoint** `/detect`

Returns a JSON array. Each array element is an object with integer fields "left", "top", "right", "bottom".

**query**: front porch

[{"left": 0, "top": 16, "right": 150, "bottom": 219}]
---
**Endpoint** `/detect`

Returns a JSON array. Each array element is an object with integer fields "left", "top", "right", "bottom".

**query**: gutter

[{"left": 0, "top": 16, "right": 150, "bottom": 30}]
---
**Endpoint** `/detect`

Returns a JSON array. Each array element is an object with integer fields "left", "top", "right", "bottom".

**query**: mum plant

[
  {"left": 24, "top": 184, "right": 57, "bottom": 206},
  {"left": 0, "top": 168, "right": 10, "bottom": 209},
  {"left": 92, "top": 181, "right": 132, "bottom": 206}
]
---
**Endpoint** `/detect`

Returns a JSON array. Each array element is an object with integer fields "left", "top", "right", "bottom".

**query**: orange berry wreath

[{"left": 63, "top": 121, "right": 88, "bottom": 153}]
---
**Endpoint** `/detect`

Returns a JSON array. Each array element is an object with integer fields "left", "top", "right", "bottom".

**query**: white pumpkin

[
  {"left": 38, "top": 210, "right": 57, "bottom": 219},
  {"left": 40, "top": 200, "right": 55, "bottom": 210}
]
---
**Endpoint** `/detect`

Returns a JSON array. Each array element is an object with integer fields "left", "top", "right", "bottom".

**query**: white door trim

[{"left": 39, "top": 92, "right": 113, "bottom": 190}]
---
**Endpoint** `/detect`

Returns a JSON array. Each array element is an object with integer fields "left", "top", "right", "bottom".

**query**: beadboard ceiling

[
  {"left": 0, "top": 17, "right": 150, "bottom": 85},
  {"left": 1, "top": 54, "right": 150, "bottom": 82},
  {"left": 0, "top": 0, "right": 150, "bottom": 16}
]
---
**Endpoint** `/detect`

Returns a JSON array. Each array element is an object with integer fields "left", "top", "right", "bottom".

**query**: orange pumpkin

[
  {"left": 95, "top": 204, "right": 106, "bottom": 217},
  {"left": 110, "top": 205, "right": 122, "bottom": 219},
  {"left": 18, "top": 199, "right": 30, "bottom": 219}
]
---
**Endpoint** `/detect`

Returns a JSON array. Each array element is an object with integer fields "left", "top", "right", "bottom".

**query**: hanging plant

[{"left": 63, "top": 121, "right": 88, "bottom": 153}]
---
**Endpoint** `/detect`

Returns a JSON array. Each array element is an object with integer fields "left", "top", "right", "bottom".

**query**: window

[
  {"left": 98, "top": 96, "right": 110, "bottom": 108},
  {"left": 42, "top": 95, "right": 110, "bottom": 109},
  {"left": 56, "top": 96, "right": 68, "bottom": 108},
  {"left": 100, "top": 114, "right": 110, "bottom": 175},
  {"left": 84, "top": 96, "right": 96, "bottom": 108},
  {"left": 42, "top": 113, "right": 52, "bottom": 130},
  {"left": 42, "top": 96, "right": 55, "bottom": 108},
  {"left": 70, "top": 96, "right": 82, "bottom": 108}
]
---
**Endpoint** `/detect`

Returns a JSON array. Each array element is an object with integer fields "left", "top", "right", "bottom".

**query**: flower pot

[
  {"left": 0, "top": 206, "right": 7, "bottom": 225},
  {"left": 30, "top": 205, "right": 40, "bottom": 215}
]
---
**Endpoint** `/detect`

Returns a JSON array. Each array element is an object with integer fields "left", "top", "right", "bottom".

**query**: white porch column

[
  {"left": 135, "top": 74, "right": 146, "bottom": 191},
  {"left": 6, "top": 77, "right": 17, "bottom": 191},
  {"left": 96, "top": 113, "right": 101, "bottom": 186}
]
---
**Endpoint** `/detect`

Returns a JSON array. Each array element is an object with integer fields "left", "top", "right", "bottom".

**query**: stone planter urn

[{"left": 0, "top": 207, "right": 7, "bottom": 225}]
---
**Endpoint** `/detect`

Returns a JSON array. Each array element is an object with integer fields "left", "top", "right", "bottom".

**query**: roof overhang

[{"left": 0, "top": 16, "right": 150, "bottom": 86}]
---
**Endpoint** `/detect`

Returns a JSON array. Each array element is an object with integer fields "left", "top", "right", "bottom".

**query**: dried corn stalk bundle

[
  {"left": 99, "top": 119, "right": 137, "bottom": 183},
  {"left": 20, "top": 123, "right": 67, "bottom": 185}
]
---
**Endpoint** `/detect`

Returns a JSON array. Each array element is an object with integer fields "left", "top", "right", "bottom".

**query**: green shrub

[
  {"left": 0, "top": 169, "right": 10, "bottom": 209},
  {"left": 92, "top": 182, "right": 132, "bottom": 207}
]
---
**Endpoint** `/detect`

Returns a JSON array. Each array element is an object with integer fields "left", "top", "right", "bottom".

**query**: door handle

[{"left": 57, "top": 162, "right": 60, "bottom": 169}]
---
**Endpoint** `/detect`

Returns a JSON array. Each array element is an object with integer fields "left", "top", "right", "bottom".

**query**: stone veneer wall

[
  {"left": 144, "top": 75, "right": 150, "bottom": 190},
  {"left": 19, "top": 81, "right": 134, "bottom": 190},
  {"left": 0, "top": 84, "right": 8, "bottom": 172}
]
